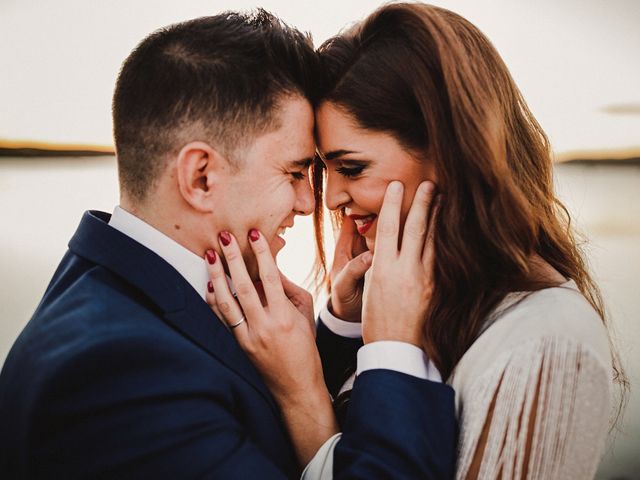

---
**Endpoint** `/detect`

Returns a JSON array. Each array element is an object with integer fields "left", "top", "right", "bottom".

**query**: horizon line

[{"left": 1, "top": 139, "right": 639, "bottom": 163}]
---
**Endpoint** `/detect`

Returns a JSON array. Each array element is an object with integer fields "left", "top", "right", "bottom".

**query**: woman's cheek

[{"left": 360, "top": 179, "right": 388, "bottom": 213}]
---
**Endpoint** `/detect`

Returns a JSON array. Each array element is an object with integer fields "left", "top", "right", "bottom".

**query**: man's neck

[{"left": 120, "top": 195, "right": 205, "bottom": 259}]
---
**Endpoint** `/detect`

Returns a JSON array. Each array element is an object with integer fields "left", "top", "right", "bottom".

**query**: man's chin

[{"left": 269, "top": 236, "right": 285, "bottom": 259}]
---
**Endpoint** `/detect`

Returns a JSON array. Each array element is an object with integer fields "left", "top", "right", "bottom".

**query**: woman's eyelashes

[{"left": 335, "top": 164, "right": 366, "bottom": 178}]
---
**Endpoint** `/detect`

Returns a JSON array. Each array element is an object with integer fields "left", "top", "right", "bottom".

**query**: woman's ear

[{"left": 175, "top": 141, "right": 225, "bottom": 212}]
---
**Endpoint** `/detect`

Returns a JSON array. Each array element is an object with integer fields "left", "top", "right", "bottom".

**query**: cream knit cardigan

[
  {"left": 450, "top": 280, "right": 612, "bottom": 479},
  {"left": 303, "top": 281, "right": 613, "bottom": 479}
]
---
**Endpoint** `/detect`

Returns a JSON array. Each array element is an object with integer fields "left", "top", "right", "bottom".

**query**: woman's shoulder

[
  {"left": 450, "top": 281, "right": 611, "bottom": 391},
  {"left": 449, "top": 282, "right": 613, "bottom": 479},
  {"left": 480, "top": 280, "right": 608, "bottom": 358}
]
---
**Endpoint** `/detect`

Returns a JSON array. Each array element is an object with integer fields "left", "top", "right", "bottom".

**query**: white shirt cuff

[
  {"left": 318, "top": 304, "right": 362, "bottom": 338},
  {"left": 301, "top": 433, "right": 341, "bottom": 479},
  {"left": 357, "top": 341, "right": 442, "bottom": 382}
]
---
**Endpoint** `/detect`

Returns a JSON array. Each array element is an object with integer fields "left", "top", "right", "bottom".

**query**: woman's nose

[{"left": 324, "top": 173, "right": 351, "bottom": 211}]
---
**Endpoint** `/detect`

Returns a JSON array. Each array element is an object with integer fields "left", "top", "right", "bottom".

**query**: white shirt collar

[{"left": 108, "top": 206, "right": 209, "bottom": 301}]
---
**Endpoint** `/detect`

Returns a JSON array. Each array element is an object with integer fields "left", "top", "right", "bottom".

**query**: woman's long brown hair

[{"left": 312, "top": 2, "right": 626, "bottom": 410}]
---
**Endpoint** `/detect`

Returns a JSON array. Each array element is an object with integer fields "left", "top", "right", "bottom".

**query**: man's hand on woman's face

[{"left": 362, "top": 180, "right": 440, "bottom": 346}]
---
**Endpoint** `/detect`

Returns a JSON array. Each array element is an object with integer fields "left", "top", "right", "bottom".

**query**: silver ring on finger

[{"left": 228, "top": 315, "right": 246, "bottom": 329}]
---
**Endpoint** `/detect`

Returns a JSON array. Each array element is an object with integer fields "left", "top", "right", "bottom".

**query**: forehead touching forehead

[
  {"left": 238, "top": 94, "right": 316, "bottom": 171},
  {"left": 277, "top": 95, "right": 316, "bottom": 160}
]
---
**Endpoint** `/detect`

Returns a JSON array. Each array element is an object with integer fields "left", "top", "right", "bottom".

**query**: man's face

[{"left": 213, "top": 95, "right": 315, "bottom": 279}]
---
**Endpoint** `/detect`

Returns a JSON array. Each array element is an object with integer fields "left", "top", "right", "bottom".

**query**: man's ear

[{"left": 175, "top": 141, "right": 226, "bottom": 212}]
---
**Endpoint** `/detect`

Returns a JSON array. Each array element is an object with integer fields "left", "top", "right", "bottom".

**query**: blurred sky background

[
  {"left": 1, "top": 0, "right": 639, "bottom": 151},
  {"left": 1, "top": 1, "right": 639, "bottom": 478}
]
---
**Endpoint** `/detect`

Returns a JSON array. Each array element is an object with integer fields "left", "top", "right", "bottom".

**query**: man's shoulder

[
  {"left": 36, "top": 252, "right": 160, "bottom": 333},
  {"left": 4, "top": 251, "right": 201, "bottom": 386}
]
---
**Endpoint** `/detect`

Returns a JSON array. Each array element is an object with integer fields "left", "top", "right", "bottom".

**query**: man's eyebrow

[
  {"left": 287, "top": 157, "right": 314, "bottom": 169},
  {"left": 320, "top": 149, "right": 359, "bottom": 161}
]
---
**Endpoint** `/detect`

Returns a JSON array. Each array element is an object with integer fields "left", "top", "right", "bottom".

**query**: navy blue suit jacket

[{"left": 0, "top": 211, "right": 456, "bottom": 479}]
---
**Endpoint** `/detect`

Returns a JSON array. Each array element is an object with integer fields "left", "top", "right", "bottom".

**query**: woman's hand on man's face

[
  {"left": 362, "top": 181, "right": 439, "bottom": 347},
  {"left": 204, "top": 231, "right": 339, "bottom": 466},
  {"left": 204, "top": 229, "right": 324, "bottom": 401},
  {"left": 328, "top": 217, "right": 372, "bottom": 322}
]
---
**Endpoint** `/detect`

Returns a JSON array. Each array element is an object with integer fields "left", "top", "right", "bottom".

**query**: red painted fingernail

[
  {"left": 219, "top": 231, "right": 231, "bottom": 246},
  {"left": 207, "top": 281, "right": 214, "bottom": 293},
  {"left": 249, "top": 229, "right": 260, "bottom": 242},
  {"left": 205, "top": 249, "right": 216, "bottom": 264}
]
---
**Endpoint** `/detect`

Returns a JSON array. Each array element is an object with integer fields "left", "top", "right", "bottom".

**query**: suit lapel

[
  {"left": 162, "top": 299, "right": 280, "bottom": 415},
  {"left": 69, "top": 211, "right": 279, "bottom": 414}
]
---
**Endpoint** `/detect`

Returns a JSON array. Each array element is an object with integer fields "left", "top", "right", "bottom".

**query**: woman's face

[{"left": 316, "top": 102, "right": 437, "bottom": 252}]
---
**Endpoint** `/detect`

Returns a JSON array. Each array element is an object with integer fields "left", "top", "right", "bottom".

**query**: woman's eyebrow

[{"left": 321, "top": 149, "right": 360, "bottom": 161}]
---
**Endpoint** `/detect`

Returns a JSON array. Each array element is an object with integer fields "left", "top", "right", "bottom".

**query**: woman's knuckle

[
  {"left": 378, "top": 220, "right": 398, "bottom": 236},
  {"left": 279, "top": 319, "right": 295, "bottom": 333},
  {"left": 210, "top": 268, "right": 225, "bottom": 280},
  {"left": 225, "top": 249, "right": 240, "bottom": 261},
  {"left": 218, "top": 301, "right": 232, "bottom": 314},
  {"left": 263, "top": 270, "right": 280, "bottom": 285},
  {"left": 253, "top": 242, "right": 268, "bottom": 255},
  {"left": 256, "top": 330, "right": 271, "bottom": 348},
  {"left": 235, "top": 281, "right": 253, "bottom": 296},
  {"left": 405, "top": 222, "right": 427, "bottom": 238}
]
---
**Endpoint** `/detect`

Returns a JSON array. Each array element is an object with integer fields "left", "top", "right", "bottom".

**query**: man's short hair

[{"left": 112, "top": 9, "right": 319, "bottom": 202}]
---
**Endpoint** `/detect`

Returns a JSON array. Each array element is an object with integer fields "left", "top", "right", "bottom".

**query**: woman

[
  {"left": 313, "top": 2, "right": 623, "bottom": 478},
  {"left": 208, "top": 3, "right": 623, "bottom": 478}
]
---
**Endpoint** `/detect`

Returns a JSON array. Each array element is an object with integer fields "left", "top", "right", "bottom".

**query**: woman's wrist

[
  {"left": 276, "top": 382, "right": 339, "bottom": 466},
  {"left": 272, "top": 379, "right": 331, "bottom": 409}
]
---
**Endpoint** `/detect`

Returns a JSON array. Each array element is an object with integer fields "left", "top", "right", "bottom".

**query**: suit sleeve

[
  {"left": 334, "top": 370, "right": 457, "bottom": 479},
  {"left": 25, "top": 329, "right": 454, "bottom": 480},
  {"left": 316, "top": 317, "right": 362, "bottom": 398}
]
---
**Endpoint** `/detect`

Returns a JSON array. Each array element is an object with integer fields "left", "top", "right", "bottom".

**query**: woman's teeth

[
  {"left": 353, "top": 216, "right": 376, "bottom": 228},
  {"left": 353, "top": 215, "right": 377, "bottom": 235}
]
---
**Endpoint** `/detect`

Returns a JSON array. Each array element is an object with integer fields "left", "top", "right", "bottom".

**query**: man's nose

[{"left": 294, "top": 179, "right": 315, "bottom": 216}]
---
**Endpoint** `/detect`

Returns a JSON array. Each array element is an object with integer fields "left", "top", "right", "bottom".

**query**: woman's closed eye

[{"left": 335, "top": 164, "right": 366, "bottom": 178}]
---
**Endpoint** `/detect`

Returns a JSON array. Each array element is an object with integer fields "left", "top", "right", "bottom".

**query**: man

[{"left": 0, "top": 10, "right": 455, "bottom": 478}]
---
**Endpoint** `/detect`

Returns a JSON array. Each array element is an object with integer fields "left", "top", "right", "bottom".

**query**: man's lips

[
  {"left": 272, "top": 223, "right": 294, "bottom": 248},
  {"left": 348, "top": 214, "right": 377, "bottom": 235}
]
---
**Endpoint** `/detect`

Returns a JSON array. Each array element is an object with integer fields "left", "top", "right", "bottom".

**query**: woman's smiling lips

[{"left": 348, "top": 214, "right": 377, "bottom": 235}]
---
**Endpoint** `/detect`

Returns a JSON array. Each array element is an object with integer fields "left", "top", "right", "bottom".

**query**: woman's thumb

[{"left": 343, "top": 251, "right": 373, "bottom": 285}]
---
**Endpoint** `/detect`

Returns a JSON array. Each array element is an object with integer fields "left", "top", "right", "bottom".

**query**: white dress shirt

[
  {"left": 108, "top": 206, "right": 210, "bottom": 300},
  {"left": 319, "top": 305, "right": 442, "bottom": 382}
]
